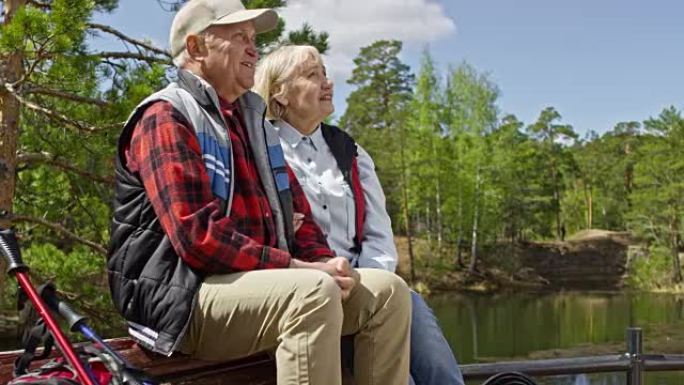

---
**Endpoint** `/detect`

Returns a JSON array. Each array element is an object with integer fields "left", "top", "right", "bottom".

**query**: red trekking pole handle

[{"left": 0, "top": 228, "right": 99, "bottom": 385}]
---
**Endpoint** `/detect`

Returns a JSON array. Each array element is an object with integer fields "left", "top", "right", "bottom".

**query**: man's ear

[{"left": 186, "top": 34, "right": 208, "bottom": 61}]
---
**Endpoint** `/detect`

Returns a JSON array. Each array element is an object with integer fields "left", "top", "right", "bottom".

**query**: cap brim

[{"left": 212, "top": 8, "right": 279, "bottom": 34}]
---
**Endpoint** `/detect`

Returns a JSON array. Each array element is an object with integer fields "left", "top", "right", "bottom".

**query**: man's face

[{"left": 201, "top": 21, "right": 258, "bottom": 100}]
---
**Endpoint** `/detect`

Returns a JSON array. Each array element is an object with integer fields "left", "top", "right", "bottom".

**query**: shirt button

[
  {"left": 323, "top": 205, "right": 328, "bottom": 210},
  {"left": 307, "top": 158, "right": 312, "bottom": 163}
]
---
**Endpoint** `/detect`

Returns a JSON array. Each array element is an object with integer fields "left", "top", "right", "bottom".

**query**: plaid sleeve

[
  {"left": 126, "top": 101, "right": 291, "bottom": 273},
  {"left": 287, "top": 166, "right": 335, "bottom": 262}
]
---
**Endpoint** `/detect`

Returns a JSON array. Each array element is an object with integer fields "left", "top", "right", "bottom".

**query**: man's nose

[{"left": 246, "top": 40, "right": 258, "bottom": 59}]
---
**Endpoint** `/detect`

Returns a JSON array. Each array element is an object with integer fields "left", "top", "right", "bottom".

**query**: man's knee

[{"left": 287, "top": 269, "right": 343, "bottom": 321}]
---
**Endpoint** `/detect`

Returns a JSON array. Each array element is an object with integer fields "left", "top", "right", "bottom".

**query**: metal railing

[{"left": 461, "top": 327, "right": 684, "bottom": 384}]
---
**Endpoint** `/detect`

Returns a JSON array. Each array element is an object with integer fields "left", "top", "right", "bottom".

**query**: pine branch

[
  {"left": 22, "top": 84, "right": 110, "bottom": 107},
  {"left": 6, "top": 214, "right": 107, "bottom": 256},
  {"left": 17, "top": 151, "right": 115, "bottom": 185},
  {"left": 95, "top": 51, "right": 172, "bottom": 65},
  {"left": 88, "top": 23, "right": 171, "bottom": 58},
  {"left": 13, "top": 35, "right": 55, "bottom": 87},
  {"left": 27, "top": 0, "right": 51, "bottom": 10},
  {"left": 5, "top": 83, "right": 104, "bottom": 133}
]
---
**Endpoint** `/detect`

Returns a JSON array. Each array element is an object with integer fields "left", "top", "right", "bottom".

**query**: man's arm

[
  {"left": 127, "top": 101, "right": 291, "bottom": 274},
  {"left": 286, "top": 166, "right": 336, "bottom": 262},
  {"left": 284, "top": 165, "right": 358, "bottom": 298}
]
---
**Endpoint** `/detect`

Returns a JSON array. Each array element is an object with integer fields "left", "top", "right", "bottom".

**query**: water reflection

[
  {"left": 431, "top": 292, "right": 684, "bottom": 385},
  {"left": 428, "top": 292, "right": 684, "bottom": 364}
]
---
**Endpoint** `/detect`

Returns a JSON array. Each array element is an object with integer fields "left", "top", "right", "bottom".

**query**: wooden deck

[{"left": 0, "top": 338, "right": 277, "bottom": 384}]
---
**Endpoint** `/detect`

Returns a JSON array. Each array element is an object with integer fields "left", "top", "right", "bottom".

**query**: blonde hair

[{"left": 253, "top": 45, "right": 324, "bottom": 120}]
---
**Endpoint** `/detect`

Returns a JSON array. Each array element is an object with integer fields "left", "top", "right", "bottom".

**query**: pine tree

[
  {"left": 526, "top": 107, "right": 577, "bottom": 240},
  {"left": 628, "top": 107, "right": 684, "bottom": 283},
  {"left": 339, "top": 40, "right": 415, "bottom": 280}
]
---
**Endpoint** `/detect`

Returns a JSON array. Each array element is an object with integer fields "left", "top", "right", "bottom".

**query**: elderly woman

[{"left": 254, "top": 45, "right": 465, "bottom": 385}]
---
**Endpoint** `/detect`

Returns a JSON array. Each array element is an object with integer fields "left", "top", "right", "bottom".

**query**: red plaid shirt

[{"left": 125, "top": 99, "right": 333, "bottom": 274}]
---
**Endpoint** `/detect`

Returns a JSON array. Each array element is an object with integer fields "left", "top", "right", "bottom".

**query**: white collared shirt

[{"left": 273, "top": 120, "right": 397, "bottom": 272}]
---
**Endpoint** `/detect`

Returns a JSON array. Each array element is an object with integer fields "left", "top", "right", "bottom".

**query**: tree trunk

[
  {"left": 0, "top": 0, "right": 24, "bottom": 225},
  {"left": 553, "top": 168, "right": 562, "bottom": 240},
  {"left": 435, "top": 174, "right": 443, "bottom": 251},
  {"left": 432, "top": 141, "right": 443, "bottom": 250},
  {"left": 469, "top": 166, "right": 481, "bottom": 273},
  {"left": 398, "top": 122, "right": 415, "bottom": 284},
  {"left": 401, "top": 167, "right": 415, "bottom": 283},
  {"left": 0, "top": 0, "right": 26, "bottom": 286},
  {"left": 583, "top": 181, "right": 593, "bottom": 229},
  {"left": 671, "top": 215, "right": 682, "bottom": 283},
  {"left": 425, "top": 202, "right": 432, "bottom": 245},
  {"left": 455, "top": 178, "right": 464, "bottom": 268}
]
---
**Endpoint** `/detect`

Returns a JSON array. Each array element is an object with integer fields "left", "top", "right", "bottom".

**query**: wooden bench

[{"left": 0, "top": 338, "right": 277, "bottom": 384}]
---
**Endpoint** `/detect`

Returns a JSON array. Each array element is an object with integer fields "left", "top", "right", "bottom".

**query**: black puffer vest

[{"left": 108, "top": 70, "right": 293, "bottom": 356}]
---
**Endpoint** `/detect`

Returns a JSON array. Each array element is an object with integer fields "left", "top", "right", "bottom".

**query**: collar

[
  {"left": 273, "top": 120, "right": 322, "bottom": 151},
  {"left": 177, "top": 69, "right": 220, "bottom": 111},
  {"left": 176, "top": 69, "right": 266, "bottom": 114}
]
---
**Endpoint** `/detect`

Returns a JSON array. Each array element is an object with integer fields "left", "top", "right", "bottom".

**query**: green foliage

[
  {"left": 342, "top": 41, "right": 682, "bottom": 287},
  {"left": 626, "top": 107, "right": 684, "bottom": 283},
  {"left": 627, "top": 245, "right": 675, "bottom": 290},
  {"left": 283, "top": 23, "right": 329, "bottom": 54},
  {"left": 340, "top": 40, "right": 414, "bottom": 222}
]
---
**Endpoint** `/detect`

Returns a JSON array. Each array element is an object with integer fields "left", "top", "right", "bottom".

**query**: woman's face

[{"left": 283, "top": 59, "right": 334, "bottom": 125}]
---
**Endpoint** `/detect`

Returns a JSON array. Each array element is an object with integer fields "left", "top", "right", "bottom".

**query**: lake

[{"left": 427, "top": 291, "right": 684, "bottom": 384}]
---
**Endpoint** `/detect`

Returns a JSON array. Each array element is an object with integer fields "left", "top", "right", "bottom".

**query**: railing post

[{"left": 626, "top": 327, "right": 643, "bottom": 385}]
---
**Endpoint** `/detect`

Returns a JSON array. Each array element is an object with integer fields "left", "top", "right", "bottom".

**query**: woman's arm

[{"left": 355, "top": 145, "right": 398, "bottom": 272}]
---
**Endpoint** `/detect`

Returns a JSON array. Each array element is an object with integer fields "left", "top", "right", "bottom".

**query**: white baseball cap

[{"left": 169, "top": 0, "right": 278, "bottom": 58}]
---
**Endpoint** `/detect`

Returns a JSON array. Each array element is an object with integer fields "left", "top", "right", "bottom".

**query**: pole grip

[{"left": 0, "top": 227, "right": 28, "bottom": 274}]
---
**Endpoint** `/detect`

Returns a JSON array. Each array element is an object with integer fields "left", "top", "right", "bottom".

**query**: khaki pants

[{"left": 179, "top": 268, "right": 411, "bottom": 385}]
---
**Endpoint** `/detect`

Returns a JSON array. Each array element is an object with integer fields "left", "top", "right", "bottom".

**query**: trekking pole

[
  {"left": 41, "top": 285, "right": 156, "bottom": 385},
  {"left": 0, "top": 228, "right": 99, "bottom": 385}
]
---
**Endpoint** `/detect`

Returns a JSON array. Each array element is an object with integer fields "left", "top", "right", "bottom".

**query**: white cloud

[{"left": 279, "top": 0, "right": 456, "bottom": 82}]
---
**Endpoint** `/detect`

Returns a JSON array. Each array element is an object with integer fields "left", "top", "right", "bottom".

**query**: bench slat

[{"left": 0, "top": 337, "right": 276, "bottom": 385}]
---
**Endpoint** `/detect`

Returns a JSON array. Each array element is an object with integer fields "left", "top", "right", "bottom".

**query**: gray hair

[
  {"left": 253, "top": 45, "right": 324, "bottom": 120},
  {"left": 173, "top": 48, "right": 190, "bottom": 68}
]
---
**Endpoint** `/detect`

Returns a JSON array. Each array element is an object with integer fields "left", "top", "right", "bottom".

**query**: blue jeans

[
  {"left": 409, "top": 290, "right": 464, "bottom": 385},
  {"left": 342, "top": 291, "right": 464, "bottom": 385}
]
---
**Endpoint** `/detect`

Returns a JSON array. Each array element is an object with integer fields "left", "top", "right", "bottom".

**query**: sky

[{"left": 90, "top": 0, "right": 684, "bottom": 135}]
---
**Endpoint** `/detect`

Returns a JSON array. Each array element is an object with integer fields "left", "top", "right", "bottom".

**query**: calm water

[{"left": 427, "top": 292, "right": 684, "bottom": 384}]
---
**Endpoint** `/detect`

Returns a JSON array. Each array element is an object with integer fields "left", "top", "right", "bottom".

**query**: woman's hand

[
  {"left": 289, "top": 256, "right": 358, "bottom": 300},
  {"left": 325, "top": 257, "right": 358, "bottom": 300}
]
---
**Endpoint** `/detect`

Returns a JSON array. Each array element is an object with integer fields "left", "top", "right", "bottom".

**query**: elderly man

[{"left": 106, "top": 1, "right": 411, "bottom": 384}]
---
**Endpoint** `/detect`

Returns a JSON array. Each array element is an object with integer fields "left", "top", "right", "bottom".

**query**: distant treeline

[{"left": 339, "top": 40, "right": 684, "bottom": 286}]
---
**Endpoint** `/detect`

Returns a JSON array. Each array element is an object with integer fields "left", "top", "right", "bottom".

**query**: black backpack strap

[
  {"left": 14, "top": 319, "right": 55, "bottom": 376},
  {"left": 14, "top": 283, "right": 57, "bottom": 376}
]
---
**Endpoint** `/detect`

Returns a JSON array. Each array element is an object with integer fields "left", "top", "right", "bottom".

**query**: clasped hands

[{"left": 290, "top": 256, "right": 359, "bottom": 300}]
